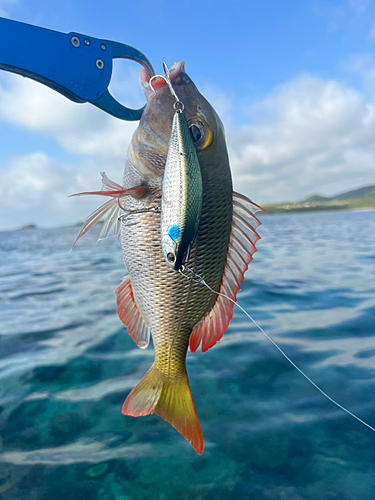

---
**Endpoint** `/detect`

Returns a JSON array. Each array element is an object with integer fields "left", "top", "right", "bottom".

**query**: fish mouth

[{"left": 140, "top": 61, "right": 186, "bottom": 101}]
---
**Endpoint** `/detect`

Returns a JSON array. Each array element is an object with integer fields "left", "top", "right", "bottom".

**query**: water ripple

[{"left": 1, "top": 212, "right": 375, "bottom": 499}]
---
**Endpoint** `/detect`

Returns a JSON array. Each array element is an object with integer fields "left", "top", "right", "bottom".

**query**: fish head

[{"left": 130, "top": 62, "right": 231, "bottom": 181}]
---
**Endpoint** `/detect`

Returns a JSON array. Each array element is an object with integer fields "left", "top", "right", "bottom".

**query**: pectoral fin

[
  {"left": 115, "top": 276, "right": 150, "bottom": 349},
  {"left": 70, "top": 172, "right": 148, "bottom": 199},
  {"left": 70, "top": 172, "right": 148, "bottom": 246}
]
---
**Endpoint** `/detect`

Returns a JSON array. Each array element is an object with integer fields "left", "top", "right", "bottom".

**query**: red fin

[
  {"left": 123, "top": 364, "right": 204, "bottom": 454},
  {"left": 115, "top": 276, "right": 150, "bottom": 349},
  {"left": 190, "top": 191, "right": 262, "bottom": 353},
  {"left": 69, "top": 172, "right": 148, "bottom": 199},
  {"left": 72, "top": 198, "right": 120, "bottom": 247},
  {"left": 70, "top": 172, "right": 148, "bottom": 246}
]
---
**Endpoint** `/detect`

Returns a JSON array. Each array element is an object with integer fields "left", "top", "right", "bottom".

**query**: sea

[{"left": 0, "top": 209, "right": 375, "bottom": 500}]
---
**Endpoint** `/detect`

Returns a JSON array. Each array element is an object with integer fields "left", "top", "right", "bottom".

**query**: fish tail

[{"left": 122, "top": 364, "right": 203, "bottom": 454}]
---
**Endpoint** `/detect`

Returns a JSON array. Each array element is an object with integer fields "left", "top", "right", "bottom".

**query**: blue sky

[{"left": 1, "top": 0, "right": 375, "bottom": 229}]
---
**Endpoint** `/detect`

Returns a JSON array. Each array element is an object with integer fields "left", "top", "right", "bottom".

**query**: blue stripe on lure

[
  {"left": 150, "top": 63, "right": 203, "bottom": 271},
  {"left": 168, "top": 225, "right": 180, "bottom": 241}
]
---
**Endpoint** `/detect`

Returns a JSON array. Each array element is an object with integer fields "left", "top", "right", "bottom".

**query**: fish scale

[{"left": 121, "top": 156, "right": 232, "bottom": 376}]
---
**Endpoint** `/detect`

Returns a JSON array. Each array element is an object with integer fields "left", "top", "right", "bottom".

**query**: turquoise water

[{"left": 1, "top": 210, "right": 375, "bottom": 500}]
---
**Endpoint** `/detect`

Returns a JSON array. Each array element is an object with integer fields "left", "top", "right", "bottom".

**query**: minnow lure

[{"left": 150, "top": 63, "right": 203, "bottom": 270}]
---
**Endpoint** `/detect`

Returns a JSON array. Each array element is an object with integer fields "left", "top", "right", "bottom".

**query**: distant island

[
  {"left": 17, "top": 224, "right": 38, "bottom": 230},
  {"left": 14, "top": 186, "right": 373, "bottom": 231},
  {"left": 260, "top": 185, "right": 375, "bottom": 215}
]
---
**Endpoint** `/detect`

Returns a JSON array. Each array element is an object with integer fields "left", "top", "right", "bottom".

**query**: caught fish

[{"left": 71, "top": 61, "right": 262, "bottom": 454}]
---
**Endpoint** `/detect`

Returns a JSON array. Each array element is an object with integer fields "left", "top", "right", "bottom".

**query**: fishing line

[{"left": 179, "top": 266, "right": 375, "bottom": 434}]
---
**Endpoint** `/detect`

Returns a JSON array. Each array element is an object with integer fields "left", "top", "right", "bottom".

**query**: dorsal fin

[
  {"left": 189, "top": 191, "right": 263, "bottom": 353},
  {"left": 115, "top": 276, "right": 150, "bottom": 349}
]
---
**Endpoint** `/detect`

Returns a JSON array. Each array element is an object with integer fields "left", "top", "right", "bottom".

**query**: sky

[{"left": 1, "top": 0, "right": 375, "bottom": 229}]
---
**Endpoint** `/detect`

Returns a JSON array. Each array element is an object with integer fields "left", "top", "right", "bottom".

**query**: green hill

[
  {"left": 261, "top": 184, "right": 375, "bottom": 215},
  {"left": 331, "top": 185, "right": 375, "bottom": 201},
  {"left": 303, "top": 194, "right": 330, "bottom": 203}
]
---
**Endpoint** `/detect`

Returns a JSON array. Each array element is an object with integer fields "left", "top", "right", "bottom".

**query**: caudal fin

[{"left": 122, "top": 364, "right": 203, "bottom": 454}]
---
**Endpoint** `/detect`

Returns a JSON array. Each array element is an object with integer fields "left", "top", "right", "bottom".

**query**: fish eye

[
  {"left": 188, "top": 121, "right": 212, "bottom": 150},
  {"left": 189, "top": 125, "right": 202, "bottom": 143},
  {"left": 167, "top": 252, "right": 175, "bottom": 263}
]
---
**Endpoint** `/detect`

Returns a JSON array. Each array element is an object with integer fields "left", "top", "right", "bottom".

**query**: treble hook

[
  {"left": 149, "top": 62, "right": 184, "bottom": 112},
  {"left": 117, "top": 201, "right": 160, "bottom": 227},
  {"left": 178, "top": 265, "right": 206, "bottom": 284}
]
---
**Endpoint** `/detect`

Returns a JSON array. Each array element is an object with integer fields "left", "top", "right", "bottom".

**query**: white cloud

[
  {"left": 223, "top": 75, "right": 375, "bottom": 203},
  {"left": 0, "top": 73, "right": 139, "bottom": 159},
  {"left": 0, "top": 70, "right": 143, "bottom": 230},
  {"left": 2, "top": 67, "right": 375, "bottom": 229},
  {"left": 0, "top": 152, "right": 122, "bottom": 229}
]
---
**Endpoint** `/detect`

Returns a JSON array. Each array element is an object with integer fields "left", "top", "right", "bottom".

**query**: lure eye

[
  {"left": 189, "top": 124, "right": 202, "bottom": 143},
  {"left": 167, "top": 252, "right": 175, "bottom": 263}
]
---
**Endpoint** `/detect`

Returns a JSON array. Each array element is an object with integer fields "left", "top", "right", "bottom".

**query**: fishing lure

[{"left": 150, "top": 63, "right": 203, "bottom": 271}]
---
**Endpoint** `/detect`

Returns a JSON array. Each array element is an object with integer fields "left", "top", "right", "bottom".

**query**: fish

[{"left": 71, "top": 61, "right": 262, "bottom": 454}]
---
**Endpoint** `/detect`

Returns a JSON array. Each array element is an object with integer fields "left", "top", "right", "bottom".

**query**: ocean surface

[{"left": 0, "top": 209, "right": 375, "bottom": 500}]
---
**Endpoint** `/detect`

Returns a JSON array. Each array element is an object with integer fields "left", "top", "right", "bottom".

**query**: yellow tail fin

[{"left": 122, "top": 364, "right": 203, "bottom": 454}]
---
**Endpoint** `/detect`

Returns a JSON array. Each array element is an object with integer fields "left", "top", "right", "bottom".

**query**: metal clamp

[{"left": 0, "top": 17, "right": 155, "bottom": 121}]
